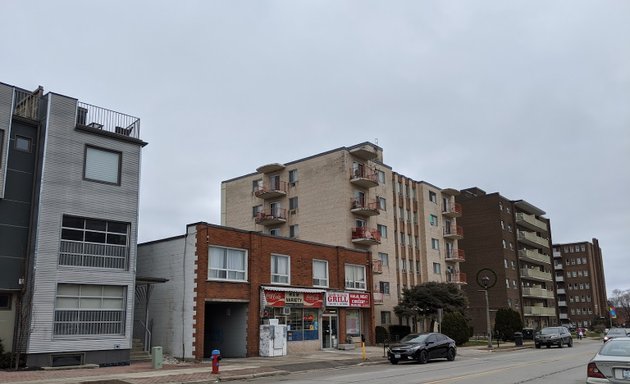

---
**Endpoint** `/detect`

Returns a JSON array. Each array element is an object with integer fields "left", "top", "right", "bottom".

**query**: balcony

[
  {"left": 443, "top": 225, "right": 464, "bottom": 239},
  {"left": 555, "top": 275, "right": 564, "bottom": 282},
  {"left": 373, "top": 292, "right": 384, "bottom": 305},
  {"left": 350, "top": 198, "right": 381, "bottom": 217},
  {"left": 554, "top": 263, "right": 563, "bottom": 270},
  {"left": 372, "top": 259, "right": 383, "bottom": 274},
  {"left": 521, "top": 287, "right": 555, "bottom": 299},
  {"left": 254, "top": 181, "right": 288, "bottom": 199},
  {"left": 351, "top": 227, "right": 381, "bottom": 245},
  {"left": 76, "top": 102, "right": 141, "bottom": 140},
  {"left": 516, "top": 212, "right": 548, "bottom": 232},
  {"left": 350, "top": 144, "right": 379, "bottom": 160},
  {"left": 445, "top": 249, "right": 465, "bottom": 262},
  {"left": 13, "top": 86, "right": 42, "bottom": 120},
  {"left": 442, "top": 203, "right": 462, "bottom": 218},
  {"left": 557, "top": 288, "right": 566, "bottom": 294},
  {"left": 558, "top": 301, "right": 567, "bottom": 307},
  {"left": 559, "top": 313, "right": 569, "bottom": 320},
  {"left": 446, "top": 272, "right": 467, "bottom": 285},
  {"left": 523, "top": 306, "right": 556, "bottom": 317},
  {"left": 256, "top": 163, "right": 285, "bottom": 173},
  {"left": 255, "top": 208, "right": 287, "bottom": 226},
  {"left": 520, "top": 268, "right": 552, "bottom": 282},
  {"left": 349, "top": 167, "right": 379, "bottom": 188},
  {"left": 518, "top": 249, "right": 550, "bottom": 265},
  {"left": 517, "top": 230, "right": 550, "bottom": 250}
]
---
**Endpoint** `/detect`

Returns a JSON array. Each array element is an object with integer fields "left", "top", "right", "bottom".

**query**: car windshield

[
  {"left": 399, "top": 333, "right": 430, "bottom": 343},
  {"left": 606, "top": 329, "right": 627, "bottom": 336},
  {"left": 600, "top": 339, "right": 630, "bottom": 356},
  {"left": 540, "top": 328, "right": 560, "bottom": 335}
]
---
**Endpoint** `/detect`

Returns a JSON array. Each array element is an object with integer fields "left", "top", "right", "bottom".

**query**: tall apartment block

[
  {"left": 553, "top": 239, "right": 607, "bottom": 329},
  {"left": 456, "top": 187, "right": 556, "bottom": 333},
  {"left": 0, "top": 82, "right": 145, "bottom": 367},
  {"left": 221, "top": 142, "right": 464, "bottom": 331}
]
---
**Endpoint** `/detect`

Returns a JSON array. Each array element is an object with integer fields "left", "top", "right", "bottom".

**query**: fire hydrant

[{"left": 211, "top": 349, "right": 221, "bottom": 374}]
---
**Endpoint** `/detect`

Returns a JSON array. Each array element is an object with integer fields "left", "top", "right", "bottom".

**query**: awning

[{"left": 261, "top": 286, "right": 326, "bottom": 294}]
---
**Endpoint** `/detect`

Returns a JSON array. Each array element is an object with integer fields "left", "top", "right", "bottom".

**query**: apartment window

[
  {"left": 506, "top": 207, "right": 510, "bottom": 213},
  {"left": 577, "top": 258, "right": 582, "bottom": 265},
  {"left": 377, "top": 225, "right": 387, "bottom": 238},
  {"left": 579, "top": 283, "right": 584, "bottom": 290},
  {"left": 289, "top": 224, "right": 299, "bottom": 238},
  {"left": 399, "top": 207, "right": 404, "bottom": 219},
  {"left": 585, "top": 283, "right": 590, "bottom": 289},
  {"left": 401, "top": 259, "right": 407, "bottom": 272},
  {"left": 345, "top": 264, "right": 366, "bottom": 290},
  {"left": 378, "top": 252, "right": 389, "bottom": 267},
  {"left": 502, "top": 240, "right": 507, "bottom": 249},
  {"left": 209, "top": 246, "right": 247, "bottom": 281},
  {"left": 59, "top": 215, "right": 129, "bottom": 269},
  {"left": 0, "top": 294, "right": 10, "bottom": 309},
  {"left": 506, "top": 279, "right": 510, "bottom": 288},
  {"left": 54, "top": 284, "right": 125, "bottom": 336},
  {"left": 289, "top": 197, "right": 299, "bottom": 210},
  {"left": 432, "top": 262, "right": 441, "bottom": 274},
  {"left": 15, "top": 135, "right": 32, "bottom": 152},
  {"left": 414, "top": 236, "right": 419, "bottom": 247},
  {"left": 584, "top": 270, "right": 589, "bottom": 277},
  {"left": 379, "top": 281, "right": 390, "bottom": 295},
  {"left": 581, "top": 245, "right": 586, "bottom": 252},
  {"left": 582, "top": 257, "right": 587, "bottom": 264},
  {"left": 504, "top": 259, "right": 508, "bottom": 269},
  {"left": 252, "top": 205, "right": 262, "bottom": 217},
  {"left": 381, "top": 311, "right": 391, "bottom": 325},
  {"left": 429, "top": 215, "right": 438, "bottom": 226},
  {"left": 512, "top": 280, "right": 517, "bottom": 288},
  {"left": 569, "top": 246, "right": 574, "bottom": 252},
  {"left": 511, "top": 260, "right": 516, "bottom": 269},
  {"left": 84, "top": 146, "right": 121, "bottom": 185},
  {"left": 429, "top": 191, "right": 437, "bottom": 203},
  {"left": 509, "top": 242, "right": 514, "bottom": 251},
  {"left": 252, "top": 179, "right": 262, "bottom": 192},
  {"left": 312, "top": 260, "right": 328, "bottom": 287},
  {"left": 271, "top": 254, "right": 290, "bottom": 284},
  {"left": 400, "top": 232, "right": 405, "bottom": 245},
  {"left": 377, "top": 170, "right": 386, "bottom": 185},
  {"left": 408, "top": 234, "right": 412, "bottom": 246},
  {"left": 378, "top": 197, "right": 387, "bottom": 210},
  {"left": 431, "top": 238, "right": 439, "bottom": 250},
  {"left": 499, "top": 202, "right": 503, "bottom": 211},
  {"left": 507, "top": 224, "right": 512, "bottom": 232},
  {"left": 413, "top": 212, "right": 418, "bottom": 224},
  {"left": 288, "top": 169, "right": 298, "bottom": 185},
  {"left": 415, "top": 261, "right": 420, "bottom": 274},
  {"left": 500, "top": 220, "right": 505, "bottom": 230}
]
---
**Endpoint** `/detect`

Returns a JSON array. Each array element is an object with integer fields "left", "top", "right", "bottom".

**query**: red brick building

[{"left": 137, "top": 223, "right": 374, "bottom": 359}]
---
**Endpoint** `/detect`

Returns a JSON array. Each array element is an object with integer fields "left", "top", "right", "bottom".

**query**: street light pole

[{"left": 481, "top": 275, "right": 492, "bottom": 350}]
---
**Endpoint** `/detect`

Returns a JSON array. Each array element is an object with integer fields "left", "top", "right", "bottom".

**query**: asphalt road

[{"left": 231, "top": 339, "right": 601, "bottom": 384}]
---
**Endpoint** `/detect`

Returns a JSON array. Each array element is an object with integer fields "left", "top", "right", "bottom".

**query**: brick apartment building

[
  {"left": 553, "top": 239, "right": 608, "bottom": 329},
  {"left": 220, "top": 142, "right": 464, "bottom": 332},
  {"left": 137, "top": 223, "right": 374, "bottom": 359},
  {"left": 456, "top": 187, "right": 557, "bottom": 334}
]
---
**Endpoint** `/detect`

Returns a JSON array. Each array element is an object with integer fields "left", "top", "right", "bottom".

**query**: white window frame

[
  {"left": 208, "top": 246, "right": 248, "bottom": 282},
  {"left": 271, "top": 254, "right": 290, "bottom": 285},
  {"left": 431, "top": 238, "right": 439, "bottom": 250},
  {"left": 378, "top": 252, "right": 389, "bottom": 267},
  {"left": 312, "top": 259, "right": 328, "bottom": 287},
  {"left": 84, "top": 145, "right": 121, "bottom": 185},
  {"left": 345, "top": 264, "right": 366, "bottom": 290}
]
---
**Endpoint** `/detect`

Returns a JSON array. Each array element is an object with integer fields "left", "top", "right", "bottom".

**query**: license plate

[{"left": 394, "top": 354, "right": 401, "bottom": 359}]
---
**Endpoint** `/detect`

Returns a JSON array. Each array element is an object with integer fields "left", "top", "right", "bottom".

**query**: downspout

[{"left": 182, "top": 228, "right": 188, "bottom": 360}]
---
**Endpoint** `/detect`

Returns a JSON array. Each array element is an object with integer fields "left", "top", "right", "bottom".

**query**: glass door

[{"left": 321, "top": 314, "right": 338, "bottom": 349}]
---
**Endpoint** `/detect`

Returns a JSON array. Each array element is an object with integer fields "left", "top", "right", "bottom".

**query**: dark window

[
  {"left": 15, "top": 135, "right": 32, "bottom": 152},
  {"left": 0, "top": 294, "right": 11, "bottom": 309}
]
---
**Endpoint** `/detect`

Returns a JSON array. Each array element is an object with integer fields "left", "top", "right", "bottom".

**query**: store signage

[
  {"left": 263, "top": 289, "right": 323, "bottom": 308},
  {"left": 325, "top": 292, "right": 371, "bottom": 308}
]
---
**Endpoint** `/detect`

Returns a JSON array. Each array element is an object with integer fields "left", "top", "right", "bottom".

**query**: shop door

[{"left": 322, "top": 314, "right": 338, "bottom": 349}]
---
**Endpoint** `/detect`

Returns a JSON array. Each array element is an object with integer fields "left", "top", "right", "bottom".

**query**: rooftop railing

[{"left": 77, "top": 101, "right": 141, "bottom": 139}]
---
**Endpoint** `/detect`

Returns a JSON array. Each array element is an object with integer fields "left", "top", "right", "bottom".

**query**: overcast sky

[{"left": 2, "top": 1, "right": 628, "bottom": 293}]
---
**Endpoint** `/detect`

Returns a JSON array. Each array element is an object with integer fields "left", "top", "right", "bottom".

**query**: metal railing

[
  {"left": 76, "top": 102, "right": 141, "bottom": 139},
  {"left": 54, "top": 309, "right": 125, "bottom": 335},
  {"left": 134, "top": 319, "right": 152, "bottom": 352},
  {"left": 59, "top": 240, "right": 128, "bottom": 269}
]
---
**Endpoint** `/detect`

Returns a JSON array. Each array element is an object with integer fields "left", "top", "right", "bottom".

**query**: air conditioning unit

[
  {"left": 282, "top": 307, "right": 291, "bottom": 315},
  {"left": 289, "top": 209, "right": 297, "bottom": 215}
]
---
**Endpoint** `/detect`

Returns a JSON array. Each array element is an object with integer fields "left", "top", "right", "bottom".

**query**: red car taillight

[{"left": 587, "top": 362, "right": 606, "bottom": 378}]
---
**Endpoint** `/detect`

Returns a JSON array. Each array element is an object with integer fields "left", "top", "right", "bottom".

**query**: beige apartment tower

[{"left": 221, "top": 142, "right": 464, "bottom": 330}]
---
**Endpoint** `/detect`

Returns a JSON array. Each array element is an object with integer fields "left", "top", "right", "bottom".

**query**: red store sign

[
  {"left": 325, "top": 292, "right": 370, "bottom": 308},
  {"left": 263, "top": 290, "right": 323, "bottom": 308}
]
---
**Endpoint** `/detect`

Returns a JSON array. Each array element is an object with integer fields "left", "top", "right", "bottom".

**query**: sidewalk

[{"left": 0, "top": 342, "right": 541, "bottom": 384}]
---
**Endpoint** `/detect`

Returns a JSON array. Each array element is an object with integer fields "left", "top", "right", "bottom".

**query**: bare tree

[{"left": 609, "top": 289, "right": 630, "bottom": 326}]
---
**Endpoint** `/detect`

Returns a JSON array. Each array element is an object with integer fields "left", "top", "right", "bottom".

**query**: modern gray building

[{"left": 0, "top": 82, "right": 146, "bottom": 367}]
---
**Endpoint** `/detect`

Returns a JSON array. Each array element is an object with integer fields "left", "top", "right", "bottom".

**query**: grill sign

[{"left": 326, "top": 292, "right": 370, "bottom": 308}]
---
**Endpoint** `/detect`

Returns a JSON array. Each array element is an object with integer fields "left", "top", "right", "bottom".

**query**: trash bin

[
  {"left": 152, "top": 346, "right": 163, "bottom": 369},
  {"left": 514, "top": 332, "right": 523, "bottom": 347}
]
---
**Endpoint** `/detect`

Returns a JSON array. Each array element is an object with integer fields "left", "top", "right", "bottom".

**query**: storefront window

[
  {"left": 283, "top": 308, "right": 319, "bottom": 341},
  {"left": 346, "top": 309, "right": 361, "bottom": 337}
]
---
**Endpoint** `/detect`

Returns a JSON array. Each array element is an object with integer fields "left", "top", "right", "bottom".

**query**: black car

[
  {"left": 387, "top": 332, "right": 456, "bottom": 364},
  {"left": 534, "top": 326, "right": 573, "bottom": 348}
]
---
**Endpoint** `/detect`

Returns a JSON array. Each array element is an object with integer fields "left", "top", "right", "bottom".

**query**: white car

[{"left": 587, "top": 337, "right": 630, "bottom": 383}]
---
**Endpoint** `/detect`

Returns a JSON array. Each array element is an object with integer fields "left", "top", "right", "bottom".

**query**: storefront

[{"left": 325, "top": 291, "right": 371, "bottom": 345}]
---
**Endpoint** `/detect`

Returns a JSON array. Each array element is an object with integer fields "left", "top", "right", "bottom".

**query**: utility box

[{"left": 152, "top": 346, "right": 163, "bottom": 369}]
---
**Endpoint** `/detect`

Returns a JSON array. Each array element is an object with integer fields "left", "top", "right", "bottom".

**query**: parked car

[
  {"left": 587, "top": 337, "right": 630, "bottom": 383},
  {"left": 604, "top": 328, "right": 630, "bottom": 343},
  {"left": 534, "top": 326, "right": 573, "bottom": 348},
  {"left": 387, "top": 332, "right": 456, "bottom": 364}
]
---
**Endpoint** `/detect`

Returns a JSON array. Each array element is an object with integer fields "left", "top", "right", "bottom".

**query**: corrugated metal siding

[
  {"left": 27, "top": 93, "right": 143, "bottom": 354},
  {"left": 0, "top": 83, "right": 13, "bottom": 198}
]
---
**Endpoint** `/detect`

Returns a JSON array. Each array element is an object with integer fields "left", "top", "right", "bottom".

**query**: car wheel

[
  {"left": 535, "top": 344, "right": 541, "bottom": 349},
  {"left": 418, "top": 350, "right": 429, "bottom": 364},
  {"left": 390, "top": 358, "right": 399, "bottom": 365},
  {"left": 568, "top": 339, "right": 573, "bottom": 348},
  {"left": 447, "top": 348, "right": 456, "bottom": 361}
]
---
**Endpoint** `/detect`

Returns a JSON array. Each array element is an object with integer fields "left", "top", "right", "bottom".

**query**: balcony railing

[
  {"left": 76, "top": 102, "right": 141, "bottom": 140},
  {"left": 557, "top": 288, "right": 566, "bottom": 294},
  {"left": 559, "top": 313, "right": 569, "bottom": 320},
  {"left": 521, "top": 287, "right": 555, "bottom": 299},
  {"left": 443, "top": 225, "right": 464, "bottom": 239},
  {"left": 59, "top": 240, "right": 128, "bottom": 269},
  {"left": 446, "top": 272, "right": 467, "bottom": 284},
  {"left": 554, "top": 263, "right": 563, "bottom": 270},
  {"left": 350, "top": 197, "right": 381, "bottom": 217},
  {"left": 523, "top": 306, "right": 556, "bottom": 317},
  {"left": 255, "top": 208, "right": 287, "bottom": 226},
  {"left": 349, "top": 167, "right": 379, "bottom": 188},
  {"left": 445, "top": 248, "right": 465, "bottom": 262},
  {"left": 555, "top": 275, "right": 564, "bottom": 282},
  {"left": 254, "top": 181, "right": 288, "bottom": 199},
  {"left": 442, "top": 203, "right": 462, "bottom": 217},
  {"left": 518, "top": 249, "right": 550, "bottom": 265},
  {"left": 351, "top": 227, "right": 381, "bottom": 245},
  {"left": 517, "top": 230, "right": 550, "bottom": 250},
  {"left": 520, "top": 268, "right": 552, "bottom": 282},
  {"left": 13, "top": 87, "right": 43, "bottom": 120},
  {"left": 516, "top": 212, "right": 548, "bottom": 232},
  {"left": 558, "top": 301, "right": 567, "bottom": 307}
]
